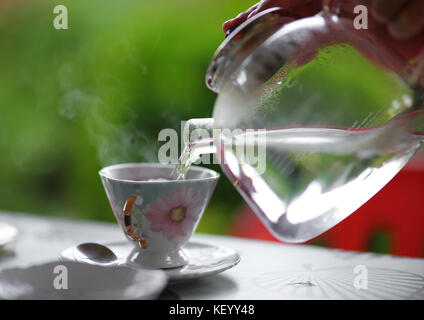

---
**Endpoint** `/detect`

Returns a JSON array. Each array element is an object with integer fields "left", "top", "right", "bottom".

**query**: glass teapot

[{"left": 180, "top": 0, "right": 424, "bottom": 243}]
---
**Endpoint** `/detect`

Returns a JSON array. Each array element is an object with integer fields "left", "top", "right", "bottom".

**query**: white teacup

[{"left": 99, "top": 163, "right": 219, "bottom": 268}]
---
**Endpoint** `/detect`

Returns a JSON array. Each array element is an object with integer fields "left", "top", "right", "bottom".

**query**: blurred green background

[
  {"left": 0, "top": 0, "right": 256, "bottom": 234},
  {"left": 1, "top": 1, "right": 423, "bottom": 257}
]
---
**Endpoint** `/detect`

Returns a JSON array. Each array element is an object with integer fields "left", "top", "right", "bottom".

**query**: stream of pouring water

[{"left": 170, "top": 137, "right": 215, "bottom": 180}]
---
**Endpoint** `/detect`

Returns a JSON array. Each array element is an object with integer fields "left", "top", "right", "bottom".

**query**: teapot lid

[
  {"left": 205, "top": 7, "right": 295, "bottom": 93},
  {"left": 206, "top": 6, "right": 424, "bottom": 94}
]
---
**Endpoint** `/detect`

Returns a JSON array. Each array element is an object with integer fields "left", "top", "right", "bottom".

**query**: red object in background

[{"left": 228, "top": 155, "right": 424, "bottom": 258}]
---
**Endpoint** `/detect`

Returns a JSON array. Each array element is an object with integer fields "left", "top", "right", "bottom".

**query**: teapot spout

[
  {"left": 169, "top": 118, "right": 216, "bottom": 180},
  {"left": 183, "top": 118, "right": 215, "bottom": 144},
  {"left": 183, "top": 118, "right": 216, "bottom": 156}
]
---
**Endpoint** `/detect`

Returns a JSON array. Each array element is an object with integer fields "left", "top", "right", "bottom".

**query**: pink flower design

[{"left": 145, "top": 186, "right": 201, "bottom": 241}]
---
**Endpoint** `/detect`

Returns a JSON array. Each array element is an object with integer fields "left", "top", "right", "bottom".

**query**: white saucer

[
  {"left": 0, "top": 261, "right": 167, "bottom": 300},
  {"left": 61, "top": 241, "right": 240, "bottom": 282},
  {"left": 0, "top": 222, "right": 18, "bottom": 248}
]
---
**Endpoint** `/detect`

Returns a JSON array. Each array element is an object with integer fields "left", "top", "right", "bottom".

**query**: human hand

[{"left": 223, "top": 0, "right": 424, "bottom": 61}]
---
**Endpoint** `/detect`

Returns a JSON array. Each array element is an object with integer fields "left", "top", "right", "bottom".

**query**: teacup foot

[{"left": 127, "top": 248, "right": 188, "bottom": 269}]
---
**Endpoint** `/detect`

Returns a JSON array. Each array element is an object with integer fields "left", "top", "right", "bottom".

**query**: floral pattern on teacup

[{"left": 145, "top": 186, "right": 201, "bottom": 241}]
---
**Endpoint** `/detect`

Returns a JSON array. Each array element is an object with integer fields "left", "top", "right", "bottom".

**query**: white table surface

[{"left": 0, "top": 211, "right": 423, "bottom": 300}]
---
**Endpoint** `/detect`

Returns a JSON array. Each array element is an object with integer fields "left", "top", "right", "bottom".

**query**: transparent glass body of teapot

[{"left": 193, "top": 13, "right": 424, "bottom": 243}]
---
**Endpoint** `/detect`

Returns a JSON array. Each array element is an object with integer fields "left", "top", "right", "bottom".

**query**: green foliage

[{"left": 368, "top": 230, "right": 391, "bottom": 254}]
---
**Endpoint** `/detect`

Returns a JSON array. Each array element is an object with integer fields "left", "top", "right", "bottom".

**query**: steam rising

[{"left": 58, "top": 63, "right": 158, "bottom": 166}]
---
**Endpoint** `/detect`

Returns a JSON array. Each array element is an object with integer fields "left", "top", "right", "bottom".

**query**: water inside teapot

[{"left": 172, "top": 114, "right": 422, "bottom": 242}]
